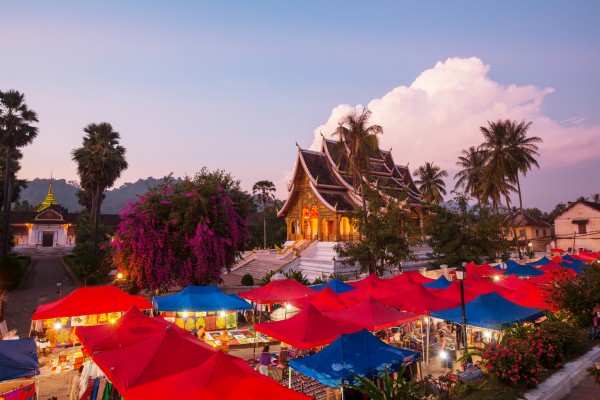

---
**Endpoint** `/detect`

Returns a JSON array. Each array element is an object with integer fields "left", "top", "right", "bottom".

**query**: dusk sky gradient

[{"left": 1, "top": 1, "right": 599, "bottom": 211}]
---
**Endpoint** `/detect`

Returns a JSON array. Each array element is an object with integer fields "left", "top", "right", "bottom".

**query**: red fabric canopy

[
  {"left": 527, "top": 267, "right": 576, "bottom": 285},
  {"left": 538, "top": 262, "right": 569, "bottom": 274},
  {"left": 380, "top": 285, "right": 459, "bottom": 315},
  {"left": 463, "top": 272, "right": 491, "bottom": 287},
  {"left": 254, "top": 304, "right": 362, "bottom": 349},
  {"left": 348, "top": 274, "right": 391, "bottom": 290},
  {"left": 290, "top": 287, "right": 356, "bottom": 312},
  {"left": 32, "top": 286, "right": 151, "bottom": 320},
  {"left": 76, "top": 306, "right": 191, "bottom": 353},
  {"left": 92, "top": 327, "right": 309, "bottom": 400},
  {"left": 340, "top": 283, "right": 399, "bottom": 303},
  {"left": 503, "top": 284, "right": 550, "bottom": 310},
  {"left": 466, "top": 280, "right": 514, "bottom": 296},
  {"left": 495, "top": 274, "right": 527, "bottom": 291},
  {"left": 326, "top": 296, "right": 420, "bottom": 331},
  {"left": 467, "top": 262, "right": 503, "bottom": 277},
  {"left": 238, "top": 279, "right": 316, "bottom": 304},
  {"left": 384, "top": 271, "right": 435, "bottom": 290},
  {"left": 434, "top": 281, "right": 479, "bottom": 304},
  {"left": 550, "top": 255, "right": 564, "bottom": 263}
]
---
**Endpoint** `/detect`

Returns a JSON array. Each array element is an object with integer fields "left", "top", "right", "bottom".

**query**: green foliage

[
  {"left": 343, "top": 364, "right": 425, "bottom": 400},
  {"left": 71, "top": 212, "right": 112, "bottom": 283},
  {"left": 413, "top": 161, "right": 448, "bottom": 204},
  {"left": 260, "top": 270, "right": 277, "bottom": 286},
  {"left": 334, "top": 187, "right": 414, "bottom": 275},
  {"left": 247, "top": 198, "right": 287, "bottom": 249},
  {"left": 311, "top": 277, "right": 325, "bottom": 285},
  {"left": 425, "top": 192, "right": 509, "bottom": 267},
  {"left": 544, "top": 262, "right": 600, "bottom": 327},
  {"left": 241, "top": 273, "right": 254, "bottom": 286},
  {"left": 0, "top": 255, "right": 30, "bottom": 290},
  {"left": 283, "top": 269, "right": 310, "bottom": 285}
]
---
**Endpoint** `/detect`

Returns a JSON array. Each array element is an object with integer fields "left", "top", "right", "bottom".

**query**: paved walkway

[{"left": 4, "top": 255, "right": 77, "bottom": 337}]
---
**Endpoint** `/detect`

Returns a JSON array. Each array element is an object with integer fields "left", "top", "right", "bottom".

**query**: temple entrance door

[
  {"left": 303, "top": 220, "right": 310, "bottom": 240},
  {"left": 310, "top": 218, "right": 319, "bottom": 240},
  {"left": 42, "top": 232, "right": 54, "bottom": 247}
]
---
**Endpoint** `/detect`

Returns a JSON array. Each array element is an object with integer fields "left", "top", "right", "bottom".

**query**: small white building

[{"left": 553, "top": 200, "right": 600, "bottom": 252}]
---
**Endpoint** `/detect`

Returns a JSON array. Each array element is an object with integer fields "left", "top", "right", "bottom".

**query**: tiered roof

[
  {"left": 37, "top": 179, "right": 58, "bottom": 211},
  {"left": 278, "top": 138, "right": 423, "bottom": 217}
]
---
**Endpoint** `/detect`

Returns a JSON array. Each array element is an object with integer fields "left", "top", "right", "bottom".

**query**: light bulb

[
  {"left": 219, "top": 311, "right": 226, "bottom": 317},
  {"left": 440, "top": 350, "right": 448, "bottom": 359},
  {"left": 54, "top": 322, "right": 62, "bottom": 330},
  {"left": 484, "top": 331, "right": 492, "bottom": 339},
  {"left": 182, "top": 312, "right": 189, "bottom": 318}
]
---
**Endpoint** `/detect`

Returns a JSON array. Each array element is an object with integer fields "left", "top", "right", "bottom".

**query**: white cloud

[{"left": 310, "top": 57, "right": 600, "bottom": 177}]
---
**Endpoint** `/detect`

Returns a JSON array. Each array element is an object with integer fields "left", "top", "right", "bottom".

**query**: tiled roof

[
  {"left": 300, "top": 150, "right": 344, "bottom": 187},
  {"left": 504, "top": 212, "right": 551, "bottom": 227},
  {"left": 317, "top": 191, "right": 356, "bottom": 211}
]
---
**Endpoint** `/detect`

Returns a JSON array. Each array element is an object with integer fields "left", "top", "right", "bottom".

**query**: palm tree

[
  {"left": 413, "top": 162, "right": 448, "bottom": 204},
  {"left": 0, "top": 90, "right": 38, "bottom": 263},
  {"left": 72, "top": 122, "right": 128, "bottom": 254},
  {"left": 454, "top": 146, "right": 486, "bottom": 203},
  {"left": 505, "top": 120, "right": 542, "bottom": 255},
  {"left": 252, "top": 180, "right": 276, "bottom": 249},
  {"left": 332, "top": 109, "right": 383, "bottom": 222},
  {"left": 591, "top": 193, "right": 600, "bottom": 203}
]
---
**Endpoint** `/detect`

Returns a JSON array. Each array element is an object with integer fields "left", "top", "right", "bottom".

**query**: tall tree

[
  {"left": 332, "top": 108, "right": 383, "bottom": 227},
  {"left": 72, "top": 122, "right": 128, "bottom": 254},
  {"left": 252, "top": 180, "right": 276, "bottom": 249},
  {"left": 505, "top": 119, "right": 542, "bottom": 255},
  {"left": 454, "top": 146, "right": 486, "bottom": 203},
  {"left": 591, "top": 193, "right": 600, "bottom": 203},
  {"left": 413, "top": 162, "right": 448, "bottom": 204},
  {"left": 0, "top": 90, "right": 38, "bottom": 263}
]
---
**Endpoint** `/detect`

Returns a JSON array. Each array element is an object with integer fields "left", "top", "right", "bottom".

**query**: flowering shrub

[
  {"left": 481, "top": 325, "right": 564, "bottom": 386},
  {"left": 110, "top": 174, "right": 249, "bottom": 290}
]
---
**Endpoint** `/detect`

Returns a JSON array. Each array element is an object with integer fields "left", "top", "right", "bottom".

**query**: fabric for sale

[
  {"left": 289, "top": 329, "right": 419, "bottom": 387},
  {"left": 430, "top": 292, "right": 544, "bottom": 330},
  {"left": 238, "top": 279, "right": 316, "bottom": 304},
  {"left": 152, "top": 285, "right": 251, "bottom": 312},
  {"left": 0, "top": 339, "right": 39, "bottom": 381},
  {"left": 326, "top": 296, "right": 420, "bottom": 331},
  {"left": 310, "top": 278, "right": 356, "bottom": 293},
  {"left": 254, "top": 304, "right": 362, "bottom": 349},
  {"left": 32, "top": 286, "right": 151, "bottom": 320}
]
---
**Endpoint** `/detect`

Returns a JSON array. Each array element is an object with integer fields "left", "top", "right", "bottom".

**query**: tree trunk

[
  {"left": 1, "top": 146, "right": 12, "bottom": 264},
  {"left": 359, "top": 181, "right": 372, "bottom": 274},
  {"left": 93, "top": 184, "right": 102, "bottom": 255},
  {"left": 263, "top": 206, "right": 267, "bottom": 249},
  {"left": 505, "top": 195, "right": 522, "bottom": 259},
  {"left": 515, "top": 175, "right": 529, "bottom": 255}
]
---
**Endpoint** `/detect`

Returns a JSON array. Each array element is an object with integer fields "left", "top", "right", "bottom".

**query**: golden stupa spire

[{"left": 37, "top": 173, "right": 58, "bottom": 211}]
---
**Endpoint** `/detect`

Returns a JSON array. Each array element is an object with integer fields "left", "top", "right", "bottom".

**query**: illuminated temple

[{"left": 278, "top": 137, "right": 426, "bottom": 243}]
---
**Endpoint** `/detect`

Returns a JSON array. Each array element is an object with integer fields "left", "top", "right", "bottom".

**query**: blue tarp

[
  {"left": 0, "top": 339, "right": 39, "bottom": 381},
  {"left": 430, "top": 292, "right": 544, "bottom": 330},
  {"left": 527, "top": 257, "right": 551, "bottom": 266},
  {"left": 153, "top": 285, "right": 251, "bottom": 312},
  {"left": 289, "top": 329, "right": 419, "bottom": 387},
  {"left": 422, "top": 275, "right": 451, "bottom": 289},
  {"left": 310, "top": 278, "right": 356, "bottom": 294},
  {"left": 504, "top": 263, "right": 545, "bottom": 277},
  {"left": 560, "top": 260, "right": 584, "bottom": 274}
]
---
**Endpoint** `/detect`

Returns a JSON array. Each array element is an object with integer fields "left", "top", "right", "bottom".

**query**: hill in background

[{"left": 19, "top": 177, "right": 168, "bottom": 214}]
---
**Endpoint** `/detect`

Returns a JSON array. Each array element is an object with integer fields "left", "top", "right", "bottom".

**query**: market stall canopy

[
  {"left": 537, "top": 262, "right": 572, "bottom": 275},
  {"left": 560, "top": 260, "right": 584, "bottom": 274},
  {"left": 385, "top": 271, "right": 435, "bottom": 290},
  {"left": 380, "top": 285, "right": 459, "bottom": 315},
  {"left": 463, "top": 272, "right": 491, "bottom": 287},
  {"left": 32, "top": 286, "right": 151, "bottom": 320},
  {"left": 503, "top": 263, "right": 545, "bottom": 277},
  {"left": 465, "top": 279, "right": 514, "bottom": 296},
  {"left": 495, "top": 274, "right": 527, "bottom": 291},
  {"left": 467, "top": 262, "right": 504, "bottom": 277},
  {"left": 527, "top": 257, "right": 551, "bottom": 266},
  {"left": 503, "top": 284, "right": 550, "bottom": 310},
  {"left": 152, "top": 285, "right": 251, "bottom": 312},
  {"left": 348, "top": 274, "right": 391, "bottom": 290},
  {"left": 433, "top": 281, "right": 479, "bottom": 304},
  {"left": 76, "top": 306, "right": 191, "bottom": 353},
  {"left": 430, "top": 292, "right": 544, "bottom": 330},
  {"left": 339, "top": 282, "right": 398, "bottom": 303},
  {"left": 289, "top": 329, "right": 419, "bottom": 388},
  {"left": 326, "top": 296, "right": 420, "bottom": 331},
  {"left": 310, "top": 278, "right": 355, "bottom": 294},
  {"left": 290, "top": 287, "right": 356, "bottom": 312},
  {"left": 255, "top": 304, "right": 362, "bottom": 349},
  {"left": 92, "top": 327, "right": 309, "bottom": 400},
  {"left": 0, "top": 339, "right": 39, "bottom": 381},
  {"left": 238, "top": 279, "right": 316, "bottom": 304},
  {"left": 422, "top": 275, "right": 451, "bottom": 289}
]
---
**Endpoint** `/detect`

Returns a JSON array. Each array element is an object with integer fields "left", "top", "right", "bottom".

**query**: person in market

[
  {"left": 593, "top": 302, "right": 600, "bottom": 328},
  {"left": 437, "top": 321, "right": 456, "bottom": 372},
  {"left": 258, "top": 345, "right": 272, "bottom": 376},
  {"left": 197, "top": 326, "right": 206, "bottom": 342}
]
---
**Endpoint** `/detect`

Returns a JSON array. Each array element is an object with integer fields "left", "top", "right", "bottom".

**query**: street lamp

[{"left": 455, "top": 264, "right": 467, "bottom": 349}]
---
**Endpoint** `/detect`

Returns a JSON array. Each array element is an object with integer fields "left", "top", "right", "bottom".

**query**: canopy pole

[
  {"left": 289, "top": 366, "right": 292, "bottom": 389},
  {"left": 341, "top": 386, "right": 344, "bottom": 400},
  {"left": 426, "top": 316, "right": 430, "bottom": 365},
  {"left": 253, "top": 302, "right": 261, "bottom": 360}
]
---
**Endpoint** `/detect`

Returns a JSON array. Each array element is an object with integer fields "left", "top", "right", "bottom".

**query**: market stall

[
  {"left": 238, "top": 279, "right": 317, "bottom": 304},
  {"left": 31, "top": 286, "right": 151, "bottom": 348},
  {"left": 422, "top": 275, "right": 451, "bottom": 289},
  {"left": 153, "top": 285, "right": 251, "bottom": 334},
  {"left": 0, "top": 338, "right": 39, "bottom": 399},
  {"left": 310, "top": 277, "right": 356, "bottom": 294},
  {"left": 326, "top": 296, "right": 420, "bottom": 331},
  {"left": 290, "top": 287, "right": 356, "bottom": 312}
]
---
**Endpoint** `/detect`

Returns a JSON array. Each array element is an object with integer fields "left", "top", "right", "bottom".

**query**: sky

[{"left": 1, "top": 1, "right": 599, "bottom": 212}]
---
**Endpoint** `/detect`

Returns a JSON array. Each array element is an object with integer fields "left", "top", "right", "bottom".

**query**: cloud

[{"left": 310, "top": 57, "right": 600, "bottom": 178}]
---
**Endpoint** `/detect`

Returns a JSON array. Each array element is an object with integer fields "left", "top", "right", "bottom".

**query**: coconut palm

[
  {"left": 413, "top": 162, "right": 448, "bottom": 204},
  {"left": 252, "top": 180, "right": 276, "bottom": 249},
  {"left": 72, "top": 122, "right": 128, "bottom": 254},
  {"left": 0, "top": 90, "right": 38, "bottom": 262},
  {"left": 591, "top": 193, "right": 600, "bottom": 203},
  {"left": 505, "top": 120, "right": 541, "bottom": 249},
  {"left": 332, "top": 108, "right": 383, "bottom": 220},
  {"left": 454, "top": 146, "right": 486, "bottom": 203}
]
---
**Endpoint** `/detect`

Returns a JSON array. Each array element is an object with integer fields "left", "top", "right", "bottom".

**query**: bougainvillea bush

[{"left": 110, "top": 172, "right": 250, "bottom": 290}]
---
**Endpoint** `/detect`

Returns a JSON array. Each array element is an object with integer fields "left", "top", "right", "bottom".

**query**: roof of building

[
  {"left": 553, "top": 200, "right": 600, "bottom": 221},
  {"left": 37, "top": 179, "right": 58, "bottom": 211},
  {"left": 503, "top": 212, "right": 551, "bottom": 227}
]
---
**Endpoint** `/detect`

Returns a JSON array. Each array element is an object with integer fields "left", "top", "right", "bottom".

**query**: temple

[
  {"left": 9, "top": 180, "right": 119, "bottom": 251},
  {"left": 277, "top": 137, "right": 426, "bottom": 242}
]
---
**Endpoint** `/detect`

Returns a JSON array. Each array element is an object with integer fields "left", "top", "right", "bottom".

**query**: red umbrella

[
  {"left": 503, "top": 284, "right": 550, "bottom": 310},
  {"left": 495, "top": 274, "right": 527, "bottom": 291},
  {"left": 384, "top": 271, "right": 435, "bottom": 290},
  {"left": 340, "top": 283, "right": 400, "bottom": 303},
  {"left": 326, "top": 296, "right": 420, "bottom": 331},
  {"left": 238, "top": 279, "right": 316, "bottom": 304},
  {"left": 290, "top": 287, "right": 356, "bottom": 312},
  {"left": 92, "top": 327, "right": 310, "bottom": 400},
  {"left": 434, "top": 281, "right": 480, "bottom": 304},
  {"left": 380, "top": 285, "right": 459, "bottom": 315},
  {"left": 254, "top": 304, "right": 362, "bottom": 349}
]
